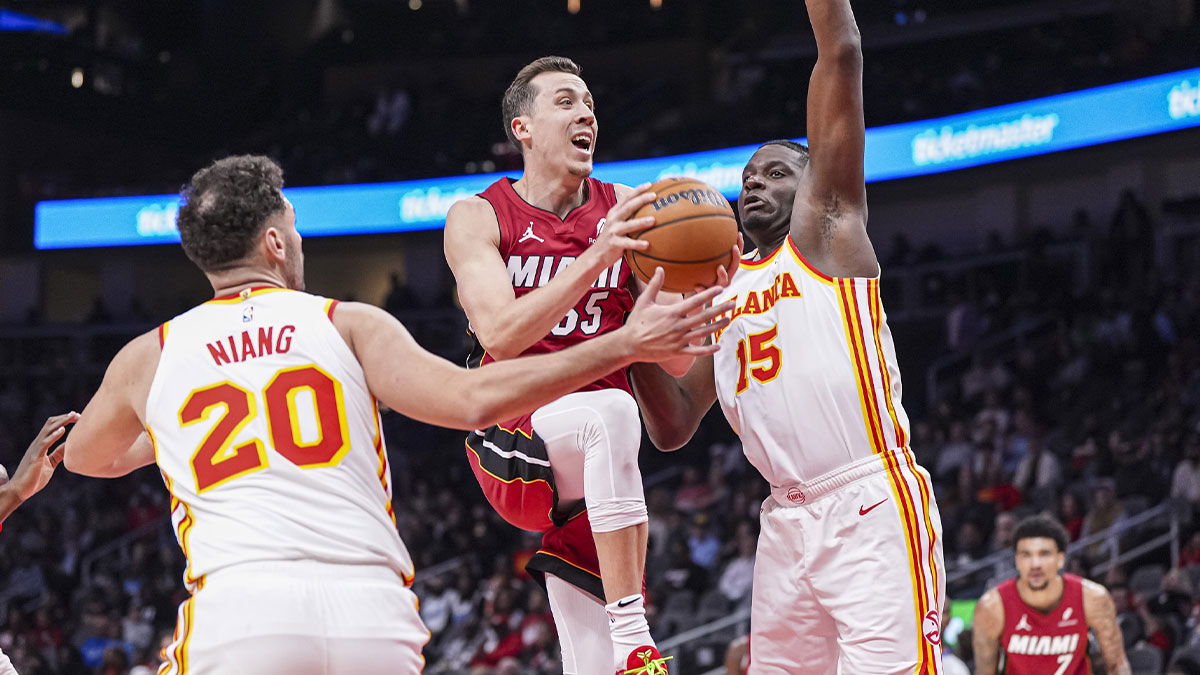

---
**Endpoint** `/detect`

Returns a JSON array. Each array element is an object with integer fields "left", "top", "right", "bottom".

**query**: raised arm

[
  {"left": 972, "top": 588, "right": 1006, "bottom": 675},
  {"left": 444, "top": 186, "right": 656, "bottom": 361},
  {"left": 337, "top": 270, "right": 730, "bottom": 430},
  {"left": 64, "top": 331, "right": 160, "bottom": 477},
  {"left": 793, "top": 0, "right": 876, "bottom": 278},
  {"left": 1083, "top": 579, "right": 1131, "bottom": 675}
]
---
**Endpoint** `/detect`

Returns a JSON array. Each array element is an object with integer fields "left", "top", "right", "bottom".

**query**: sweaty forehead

[
  {"left": 531, "top": 71, "right": 590, "bottom": 99},
  {"left": 746, "top": 145, "right": 805, "bottom": 173}
]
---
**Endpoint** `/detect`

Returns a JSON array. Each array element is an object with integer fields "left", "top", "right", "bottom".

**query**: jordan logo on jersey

[
  {"left": 1015, "top": 614, "right": 1032, "bottom": 632},
  {"left": 519, "top": 223, "right": 544, "bottom": 244}
]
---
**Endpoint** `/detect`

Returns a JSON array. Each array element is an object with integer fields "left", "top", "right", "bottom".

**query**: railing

[
  {"left": 946, "top": 501, "right": 1181, "bottom": 590},
  {"left": 79, "top": 515, "right": 172, "bottom": 588},
  {"left": 924, "top": 313, "right": 1060, "bottom": 410},
  {"left": 658, "top": 606, "right": 751, "bottom": 671}
]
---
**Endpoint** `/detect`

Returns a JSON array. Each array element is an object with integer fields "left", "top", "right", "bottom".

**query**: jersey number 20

[{"left": 179, "top": 365, "right": 350, "bottom": 492}]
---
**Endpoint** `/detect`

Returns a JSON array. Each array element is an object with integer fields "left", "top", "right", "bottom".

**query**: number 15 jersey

[
  {"left": 713, "top": 236, "right": 911, "bottom": 485},
  {"left": 145, "top": 288, "right": 412, "bottom": 590}
]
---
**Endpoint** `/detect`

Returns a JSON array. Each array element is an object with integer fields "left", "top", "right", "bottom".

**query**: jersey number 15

[{"left": 735, "top": 325, "right": 782, "bottom": 394}]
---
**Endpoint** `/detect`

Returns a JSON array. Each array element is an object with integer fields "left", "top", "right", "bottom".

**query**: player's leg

[
  {"left": 546, "top": 574, "right": 616, "bottom": 675},
  {"left": 747, "top": 498, "right": 838, "bottom": 674},
  {"left": 532, "top": 389, "right": 656, "bottom": 670},
  {"left": 810, "top": 460, "right": 945, "bottom": 675}
]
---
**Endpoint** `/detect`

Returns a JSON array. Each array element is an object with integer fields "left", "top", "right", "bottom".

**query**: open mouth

[
  {"left": 571, "top": 133, "right": 593, "bottom": 153},
  {"left": 742, "top": 197, "right": 766, "bottom": 211}
]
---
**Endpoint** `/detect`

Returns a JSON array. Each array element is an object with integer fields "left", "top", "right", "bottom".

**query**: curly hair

[
  {"left": 177, "top": 155, "right": 286, "bottom": 273},
  {"left": 1013, "top": 514, "right": 1070, "bottom": 554},
  {"left": 501, "top": 56, "right": 583, "bottom": 152}
]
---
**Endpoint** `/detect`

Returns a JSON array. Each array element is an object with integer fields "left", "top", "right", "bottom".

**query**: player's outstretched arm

[
  {"left": 794, "top": 0, "right": 876, "bottom": 278},
  {"left": 338, "top": 269, "right": 731, "bottom": 430},
  {"left": 972, "top": 588, "right": 1006, "bottom": 675},
  {"left": 1083, "top": 579, "right": 1132, "bottom": 675},
  {"left": 0, "top": 412, "right": 78, "bottom": 523},
  {"left": 64, "top": 331, "right": 159, "bottom": 477},
  {"left": 445, "top": 185, "right": 656, "bottom": 361}
]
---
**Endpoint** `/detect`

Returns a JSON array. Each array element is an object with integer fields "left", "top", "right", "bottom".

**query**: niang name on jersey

[
  {"left": 507, "top": 255, "right": 625, "bottom": 290},
  {"left": 1006, "top": 633, "right": 1080, "bottom": 656},
  {"left": 715, "top": 271, "right": 802, "bottom": 340},
  {"left": 206, "top": 325, "right": 296, "bottom": 366}
]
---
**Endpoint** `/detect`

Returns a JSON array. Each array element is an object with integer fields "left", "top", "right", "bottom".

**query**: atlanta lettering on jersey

[
  {"left": 715, "top": 271, "right": 802, "bottom": 340},
  {"left": 1006, "top": 633, "right": 1081, "bottom": 656},
  {"left": 206, "top": 325, "right": 295, "bottom": 366},
  {"left": 506, "top": 255, "right": 626, "bottom": 290}
]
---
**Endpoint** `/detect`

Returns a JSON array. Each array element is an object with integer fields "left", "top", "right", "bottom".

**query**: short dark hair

[
  {"left": 501, "top": 56, "right": 583, "bottom": 151},
  {"left": 1013, "top": 514, "right": 1070, "bottom": 554},
  {"left": 177, "top": 155, "right": 286, "bottom": 273},
  {"left": 760, "top": 139, "right": 811, "bottom": 167}
]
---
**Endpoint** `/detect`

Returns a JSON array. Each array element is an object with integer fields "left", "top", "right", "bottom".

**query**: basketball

[{"left": 624, "top": 177, "right": 739, "bottom": 293}]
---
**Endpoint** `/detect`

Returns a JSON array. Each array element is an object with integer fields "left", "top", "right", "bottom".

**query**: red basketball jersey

[
  {"left": 999, "top": 573, "right": 1091, "bottom": 675},
  {"left": 467, "top": 177, "right": 634, "bottom": 430}
]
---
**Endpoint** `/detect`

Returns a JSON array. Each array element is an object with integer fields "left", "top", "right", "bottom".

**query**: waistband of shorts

[
  {"left": 208, "top": 559, "right": 408, "bottom": 584},
  {"left": 769, "top": 447, "right": 914, "bottom": 506}
]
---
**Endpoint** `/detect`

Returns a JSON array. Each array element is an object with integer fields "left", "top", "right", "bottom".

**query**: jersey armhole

[
  {"left": 156, "top": 321, "right": 170, "bottom": 351},
  {"left": 481, "top": 195, "right": 504, "bottom": 252},
  {"left": 324, "top": 298, "right": 340, "bottom": 322}
]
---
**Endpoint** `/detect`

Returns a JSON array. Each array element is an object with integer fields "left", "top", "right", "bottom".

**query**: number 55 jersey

[{"left": 145, "top": 287, "right": 413, "bottom": 590}]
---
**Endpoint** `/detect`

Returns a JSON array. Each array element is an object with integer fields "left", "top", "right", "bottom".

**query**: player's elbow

[
  {"left": 473, "top": 325, "right": 521, "bottom": 362},
  {"left": 645, "top": 419, "right": 697, "bottom": 453}
]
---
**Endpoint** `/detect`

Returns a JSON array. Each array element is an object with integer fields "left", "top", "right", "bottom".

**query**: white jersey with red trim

[
  {"left": 713, "top": 236, "right": 911, "bottom": 485},
  {"left": 145, "top": 287, "right": 412, "bottom": 590}
]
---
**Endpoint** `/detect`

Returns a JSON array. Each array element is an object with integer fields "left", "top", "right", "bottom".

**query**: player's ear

[
  {"left": 262, "top": 226, "right": 287, "bottom": 265},
  {"left": 511, "top": 115, "right": 532, "bottom": 146}
]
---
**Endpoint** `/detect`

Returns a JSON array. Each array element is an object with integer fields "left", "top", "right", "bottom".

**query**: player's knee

[{"left": 581, "top": 390, "right": 642, "bottom": 465}]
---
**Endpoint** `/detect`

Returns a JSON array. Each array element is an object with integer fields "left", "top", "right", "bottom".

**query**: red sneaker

[{"left": 619, "top": 645, "right": 673, "bottom": 675}]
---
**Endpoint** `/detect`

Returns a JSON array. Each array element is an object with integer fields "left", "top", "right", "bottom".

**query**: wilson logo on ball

[{"left": 624, "top": 177, "right": 739, "bottom": 293}]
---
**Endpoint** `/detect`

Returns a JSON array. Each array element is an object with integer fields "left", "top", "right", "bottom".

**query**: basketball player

[
  {"left": 973, "top": 515, "right": 1130, "bottom": 674},
  {"left": 444, "top": 56, "right": 727, "bottom": 674},
  {"left": 0, "top": 412, "right": 78, "bottom": 675},
  {"left": 61, "top": 155, "right": 727, "bottom": 675},
  {"left": 629, "top": 0, "right": 947, "bottom": 671}
]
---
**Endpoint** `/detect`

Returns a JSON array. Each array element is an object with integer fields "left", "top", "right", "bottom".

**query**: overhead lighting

[
  {"left": 409, "top": 0, "right": 422, "bottom": 9},
  {"left": 650, "top": 0, "right": 662, "bottom": 7},
  {"left": 568, "top": 0, "right": 580, "bottom": 14},
  {"left": 70, "top": 67, "right": 83, "bottom": 88}
]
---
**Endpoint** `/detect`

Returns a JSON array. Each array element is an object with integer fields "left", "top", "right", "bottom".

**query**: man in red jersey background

[
  {"left": 444, "top": 56, "right": 721, "bottom": 675},
  {"left": 974, "top": 514, "right": 1130, "bottom": 674}
]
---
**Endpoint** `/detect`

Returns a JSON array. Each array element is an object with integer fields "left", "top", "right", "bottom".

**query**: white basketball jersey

[
  {"left": 145, "top": 287, "right": 412, "bottom": 590},
  {"left": 713, "top": 237, "right": 911, "bottom": 485}
]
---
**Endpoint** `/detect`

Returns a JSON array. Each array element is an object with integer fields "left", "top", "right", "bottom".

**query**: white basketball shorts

[
  {"left": 157, "top": 559, "right": 429, "bottom": 675},
  {"left": 749, "top": 448, "right": 945, "bottom": 675}
]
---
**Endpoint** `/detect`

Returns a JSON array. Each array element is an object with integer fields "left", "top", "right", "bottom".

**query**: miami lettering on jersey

[
  {"left": 714, "top": 271, "right": 802, "bottom": 341},
  {"left": 506, "top": 255, "right": 626, "bottom": 290},
  {"left": 1007, "top": 633, "right": 1081, "bottom": 656}
]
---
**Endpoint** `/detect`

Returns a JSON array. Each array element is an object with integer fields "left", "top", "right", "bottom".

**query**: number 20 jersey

[
  {"left": 145, "top": 288, "right": 413, "bottom": 590},
  {"left": 713, "top": 236, "right": 911, "bottom": 486}
]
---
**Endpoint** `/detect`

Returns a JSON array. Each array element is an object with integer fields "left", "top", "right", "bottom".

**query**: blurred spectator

[
  {"left": 1082, "top": 479, "right": 1127, "bottom": 563},
  {"left": 1173, "top": 433, "right": 1200, "bottom": 504}
]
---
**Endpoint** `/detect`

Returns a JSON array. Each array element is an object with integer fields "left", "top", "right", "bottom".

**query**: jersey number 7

[
  {"left": 735, "top": 325, "right": 782, "bottom": 394},
  {"left": 179, "top": 365, "right": 351, "bottom": 492}
]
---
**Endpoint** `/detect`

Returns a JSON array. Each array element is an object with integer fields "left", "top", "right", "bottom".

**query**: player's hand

[
  {"left": 690, "top": 232, "right": 742, "bottom": 295},
  {"left": 622, "top": 268, "right": 732, "bottom": 362},
  {"left": 587, "top": 183, "right": 656, "bottom": 266},
  {"left": 8, "top": 412, "right": 78, "bottom": 501}
]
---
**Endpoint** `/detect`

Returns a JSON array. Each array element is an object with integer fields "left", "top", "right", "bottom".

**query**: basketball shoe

[{"left": 620, "top": 645, "right": 672, "bottom": 675}]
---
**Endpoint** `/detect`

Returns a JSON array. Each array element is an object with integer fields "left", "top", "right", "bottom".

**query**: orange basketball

[{"left": 624, "top": 177, "right": 739, "bottom": 293}]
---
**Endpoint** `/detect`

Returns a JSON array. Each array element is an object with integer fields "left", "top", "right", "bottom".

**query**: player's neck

[
  {"left": 512, "top": 167, "right": 588, "bottom": 219},
  {"left": 1017, "top": 575, "right": 1065, "bottom": 613},
  {"left": 745, "top": 230, "right": 788, "bottom": 260},
  {"left": 208, "top": 268, "right": 290, "bottom": 299}
]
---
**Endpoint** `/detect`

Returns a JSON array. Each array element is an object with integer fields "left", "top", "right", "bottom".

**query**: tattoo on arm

[{"left": 1084, "top": 581, "right": 1131, "bottom": 675}]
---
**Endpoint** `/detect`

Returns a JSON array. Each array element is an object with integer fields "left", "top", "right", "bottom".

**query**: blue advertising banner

[{"left": 35, "top": 67, "right": 1200, "bottom": 249}]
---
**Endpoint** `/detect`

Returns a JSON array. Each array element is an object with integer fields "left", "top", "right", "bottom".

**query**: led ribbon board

[{"left": 34, "top": 67, "right": 1200, "bottom": 249}]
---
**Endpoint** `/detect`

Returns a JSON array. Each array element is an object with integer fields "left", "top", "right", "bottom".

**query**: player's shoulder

[
  {"left": 612, "top": 182, "right": 635, "bottom": 200},
  {"left": 976, "top": 587, "right": 1005, "bottom": 618},
  {"left": 1079, "top": 577, "right": 1114, "bottom": 603},
  {"left": 447, "top": 195, "right": 497, "bottom": 223}
]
